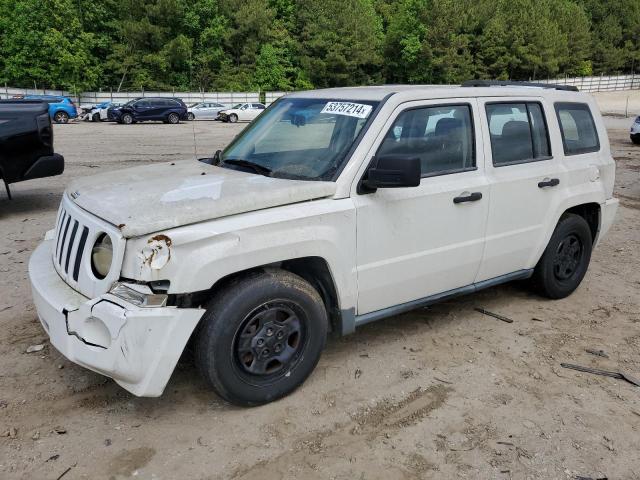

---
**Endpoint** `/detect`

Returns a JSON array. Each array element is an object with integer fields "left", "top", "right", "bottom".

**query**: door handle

[
  {"left": 453, "top": 192, "right": 482, "bottom": 204},
  {"left": 538, "top": 178, "right": 560, "bottom": 188}
]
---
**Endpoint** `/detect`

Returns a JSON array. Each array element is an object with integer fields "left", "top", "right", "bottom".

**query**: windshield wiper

[{"left": 222, "top": 159, "right": 272, "bottom": 177}]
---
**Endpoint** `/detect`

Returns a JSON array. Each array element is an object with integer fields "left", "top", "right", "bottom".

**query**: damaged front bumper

[{"left": 28, "top": 239, "right": 204, "bottom": 397}]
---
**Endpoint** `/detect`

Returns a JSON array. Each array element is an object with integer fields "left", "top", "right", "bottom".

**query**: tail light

[{"left": 36, "top": 113, "right": 53, "bottom": 147}]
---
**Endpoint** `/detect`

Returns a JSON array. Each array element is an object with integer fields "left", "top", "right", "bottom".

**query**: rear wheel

[
  {"left": 167, "top": 113, "right": 180, "bottom": 124},
  {"left": 532, "top": 213, "right": 593, "bottom": 299},
  {"left": 228, "top": 113, "right": 238, "bottom": 123},
  {"left": 195, "top": 270, "right": 327, "bottom": 406},
  {"left": 53, "top": 111, "right": 69, "bottom": 124}
]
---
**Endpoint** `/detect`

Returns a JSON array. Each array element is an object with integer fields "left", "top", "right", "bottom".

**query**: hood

[{"left": 67, "top": 160, "right": 337, "bottom": 238}]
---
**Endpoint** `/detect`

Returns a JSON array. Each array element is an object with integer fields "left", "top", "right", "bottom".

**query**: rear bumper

[
  {"left": 23, "top": 154, "right": 64, "bottom": 181},
  {"left": 29, "top": 240, "right": 204, "bottom": 397},
  {"left": 597, "top": 197, "right": 619, "bottom": 246}
]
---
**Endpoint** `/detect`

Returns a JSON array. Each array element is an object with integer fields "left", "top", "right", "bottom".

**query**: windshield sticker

[{"left": 321, "top": 102, "right": 372, "bottom": 118}]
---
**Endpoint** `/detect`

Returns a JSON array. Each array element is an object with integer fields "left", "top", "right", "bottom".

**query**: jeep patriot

[{"left": 29, "top": 81, "right": 619, "bottom": 406}]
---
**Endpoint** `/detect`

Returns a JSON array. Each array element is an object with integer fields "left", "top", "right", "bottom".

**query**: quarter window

[
  {"left": 486, "top": 102, "right": 551, "bottom": 166},
  {"left": 555, "top": 102, "right": 599, "bottom": 155},
  {"left": 376, "top": 104, "right": 475, "bottom": 177}
]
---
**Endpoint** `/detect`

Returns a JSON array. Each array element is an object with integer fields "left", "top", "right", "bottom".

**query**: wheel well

[
  {"left": 564, "top": 203, "right": 600, "bottom": 241},
  {"left": 188, "top": 257, "right": 342, "bottom": 334}
]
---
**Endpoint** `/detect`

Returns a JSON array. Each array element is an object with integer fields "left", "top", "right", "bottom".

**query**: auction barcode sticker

[{"left": 321, "top": 102, "right": 372, "bottom": 118}]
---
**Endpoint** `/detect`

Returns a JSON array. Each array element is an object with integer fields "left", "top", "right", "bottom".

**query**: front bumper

[{"left": 28, "top": 240, "right": 204, "bottom": 397}]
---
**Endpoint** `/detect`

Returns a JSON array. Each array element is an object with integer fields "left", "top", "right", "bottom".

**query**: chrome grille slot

[{"left": 51, "top": 195, "right": 126, "bottom": 299}]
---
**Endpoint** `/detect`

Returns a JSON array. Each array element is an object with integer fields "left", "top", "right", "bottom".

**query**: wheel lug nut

[
  {"left": 257, "top": 338, "right": 265, "bottom": 346},
  {"left": 266, "top": 328, "right": 274, "bottom": 336},
  {"left": 261, "top": 349, "right": 270, "bottom": 357},
  {"left": 274, "top": 343, "right": 282, "bottom": 353},
  {"left": 276, "top": 331, "right": 284, "bottom": 339}
]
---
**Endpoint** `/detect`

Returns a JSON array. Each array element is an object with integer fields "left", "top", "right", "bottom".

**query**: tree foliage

[{"left": 0, "top": 0, "right": 638, "bottom": 91}]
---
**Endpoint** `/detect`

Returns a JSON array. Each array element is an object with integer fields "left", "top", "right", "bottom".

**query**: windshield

[
  {"left": 220, "top": 98, "right": 378, "bottom": 181},
  {"left": 231, "top": 104, "right": 243, "bottom": 109}
]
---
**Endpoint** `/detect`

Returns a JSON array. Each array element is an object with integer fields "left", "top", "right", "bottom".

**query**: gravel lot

[{"left": 1, "top": 99, "right": 639, "bottom": 479}]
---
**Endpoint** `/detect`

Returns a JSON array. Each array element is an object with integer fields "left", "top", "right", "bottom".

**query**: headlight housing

[
  {"left": 91, "top": 233, "right": 113, "bottom": 279},
  {"left": 109, "top": 282, "right": 168, "bottom": 308}
]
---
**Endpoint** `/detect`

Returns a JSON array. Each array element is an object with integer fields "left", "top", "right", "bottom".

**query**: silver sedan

[{"left": 186, "top": 102, "right": 228, "bottom": 120}]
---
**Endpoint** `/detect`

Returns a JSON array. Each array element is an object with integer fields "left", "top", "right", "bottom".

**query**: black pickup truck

[{"left": 0, "top": 100, "right": 64, "bottom": 199}]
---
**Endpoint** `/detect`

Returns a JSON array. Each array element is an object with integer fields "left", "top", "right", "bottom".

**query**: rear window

[{"left": 555, "top": 102, "right": 600, "bottom": 155}]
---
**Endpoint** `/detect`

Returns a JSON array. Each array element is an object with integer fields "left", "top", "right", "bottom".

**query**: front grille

[
  {"left": 52, "top": 195, "right": 125, "bottom": 299},
  {"left": 54, "top": 209, "right": 89, "bottom": 282}
]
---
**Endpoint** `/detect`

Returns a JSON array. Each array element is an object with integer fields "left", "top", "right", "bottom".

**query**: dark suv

[{"left": 110, "top": 97, "right": 187, "bottom": 125}]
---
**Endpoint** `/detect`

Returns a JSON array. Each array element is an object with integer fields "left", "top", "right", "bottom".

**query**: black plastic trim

[{"left": 354, "top": 269, "right": 533, "bottom": 328}]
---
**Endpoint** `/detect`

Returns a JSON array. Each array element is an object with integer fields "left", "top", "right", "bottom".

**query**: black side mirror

[{"left": 363, "top": 155, "right": 421, "bottom": 190}]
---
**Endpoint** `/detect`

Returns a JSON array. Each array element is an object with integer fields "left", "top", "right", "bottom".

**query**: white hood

[{"left": 67, "top": 160, "right": 337, "bottom": 238}]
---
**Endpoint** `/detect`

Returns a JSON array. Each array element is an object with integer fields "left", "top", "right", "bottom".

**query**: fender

[{"left": 120, "top": 198, "right": 358, "bottom": 315}]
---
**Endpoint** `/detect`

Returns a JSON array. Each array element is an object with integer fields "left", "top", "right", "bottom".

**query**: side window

[
  {"left": 555, "top": 102, "right": 599, "bottom": 155},
  {"left": 486, "top": 102, "right": 551, "bottom": 166},
  {"left": 376, "top": 104, "right": 475, "bottom": 177}
]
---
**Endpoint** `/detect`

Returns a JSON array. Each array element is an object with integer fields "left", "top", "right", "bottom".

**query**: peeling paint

[{"left": 140, "top": 234, "right": 172, "bottom": 270}]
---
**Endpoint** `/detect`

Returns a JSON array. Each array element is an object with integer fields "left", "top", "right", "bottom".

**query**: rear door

[{"left": 475, "top": 97, "right": 566, "bottom": 281}]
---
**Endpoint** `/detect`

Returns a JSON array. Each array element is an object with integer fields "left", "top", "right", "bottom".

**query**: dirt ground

[{"left": 1, "top": 95, "right": 639, "bottom": 480}]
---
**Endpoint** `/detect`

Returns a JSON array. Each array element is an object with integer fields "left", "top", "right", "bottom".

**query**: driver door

[{"left": 353, "top": 99, "right": 490, "bottom": 315}]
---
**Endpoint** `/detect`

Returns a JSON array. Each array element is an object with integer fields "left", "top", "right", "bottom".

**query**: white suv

[
  {"left": 29, "top": 82, "right": 619, "bottom": 406},
  {"left": 631, "top": 115, "right": 640, "bottom": 144}
]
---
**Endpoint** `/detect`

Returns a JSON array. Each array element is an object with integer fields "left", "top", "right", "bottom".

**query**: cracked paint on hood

[{"left": 67, "top": 160, "right": 337, "bottom": 237}]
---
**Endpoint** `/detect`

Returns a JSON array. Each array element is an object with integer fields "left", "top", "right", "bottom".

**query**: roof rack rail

[{"left": 461, "top": 80, "right": 579, "bottom": 92}]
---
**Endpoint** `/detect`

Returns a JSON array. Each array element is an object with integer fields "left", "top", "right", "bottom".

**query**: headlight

[{"left": 91, "top": 233, "right": 113, "bottom": 279}]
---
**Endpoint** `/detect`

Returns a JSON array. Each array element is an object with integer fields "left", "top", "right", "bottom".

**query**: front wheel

[
  {"left": 228, "top": 113, "right": 238, "bottom": 123},
  {"left": 92, "top": 113, "right": 100, "bottom": 122},
  {"left": 53, "top": 111, "right": 69, "bottom": 124},
  {"left": 121, "top": 113, "right": 134, "bottom": 125},
  {"left": 187, "top": 112, "right": 195, "bottom": 121},
  {"left": 195, "top": 270, "right": 327, "bottom": 406},
  {"left": 532, "top": 213, "right": 593, "bottom": 299}
]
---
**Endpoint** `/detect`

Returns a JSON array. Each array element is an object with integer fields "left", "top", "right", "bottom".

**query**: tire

[
  {"left": 167, "top": 113, "right": 180, "bottom": 124},
  {"left": 632, "top": 135, "right": 640, "bottom": 145},
  {"left": 187, "top": 112, "right": 195, "bottom": 121},
  {"left": 532, "top": 213, "right": 593, "bottom": 299},
  {"left": 229, "top": 113, "right": 238, "bottom": 123},
  {"left": 92, "top": 113, "right": 100, "bottom": 122},
  {"left": 195, "top": 270, "right": 328, "bottom": 406},
  {"left": 121, "top": 113, "right": 134, "bottom": 125},
  {"left": 53, "top": 111, "right": 69, "bottom": 124}
]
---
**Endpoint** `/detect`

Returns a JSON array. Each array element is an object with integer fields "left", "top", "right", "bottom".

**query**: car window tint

[
  {"left": 377, "top": 104, "right": 475, "bottom": 177},
  {"left": 486, "top": 102, "right": 550, "bottom": 166},
  {"left": 555, "top": 102, "right": 599, "bottom": 155}
]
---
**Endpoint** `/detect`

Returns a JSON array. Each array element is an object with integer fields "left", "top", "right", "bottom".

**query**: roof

[{"left": 287, "top": 84, "right": 588, "bottom": 102}]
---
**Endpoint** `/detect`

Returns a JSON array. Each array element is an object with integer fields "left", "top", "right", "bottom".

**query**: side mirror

[{"left": 363, "top": 155, "right": 421, "bottom": 190}]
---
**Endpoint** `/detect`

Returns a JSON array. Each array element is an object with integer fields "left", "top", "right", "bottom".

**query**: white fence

[
  {"left": 2, "top": 74, "right": 638, "bottom": 105},
  {"left": 538, "top": 74, "right": 640, "bottom": 92},
  {"left": 0, "top": 86, "right": 262, "bottom": 106},
  {"left": 78, "top": 91, "right": 260, "bottom": 106}
]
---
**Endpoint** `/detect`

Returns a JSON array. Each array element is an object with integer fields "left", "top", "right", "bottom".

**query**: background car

[
  {"left": 110, "top": 97, "right": 187, "bottom": 124},
  {"left": 86, "top": 101, "right": 114, "bottom": 122},
  {"left": 23, "top": 95, "right": 78, "bottom": 124},
  {"left": 186, "top": 102, "right": 228, "bottom": 120},
  {"left": 631, "top": 115, "right": 640, "bottom": 144},
  {"left": 217, "top": 103, "right": 266, "bottom": 123}
]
